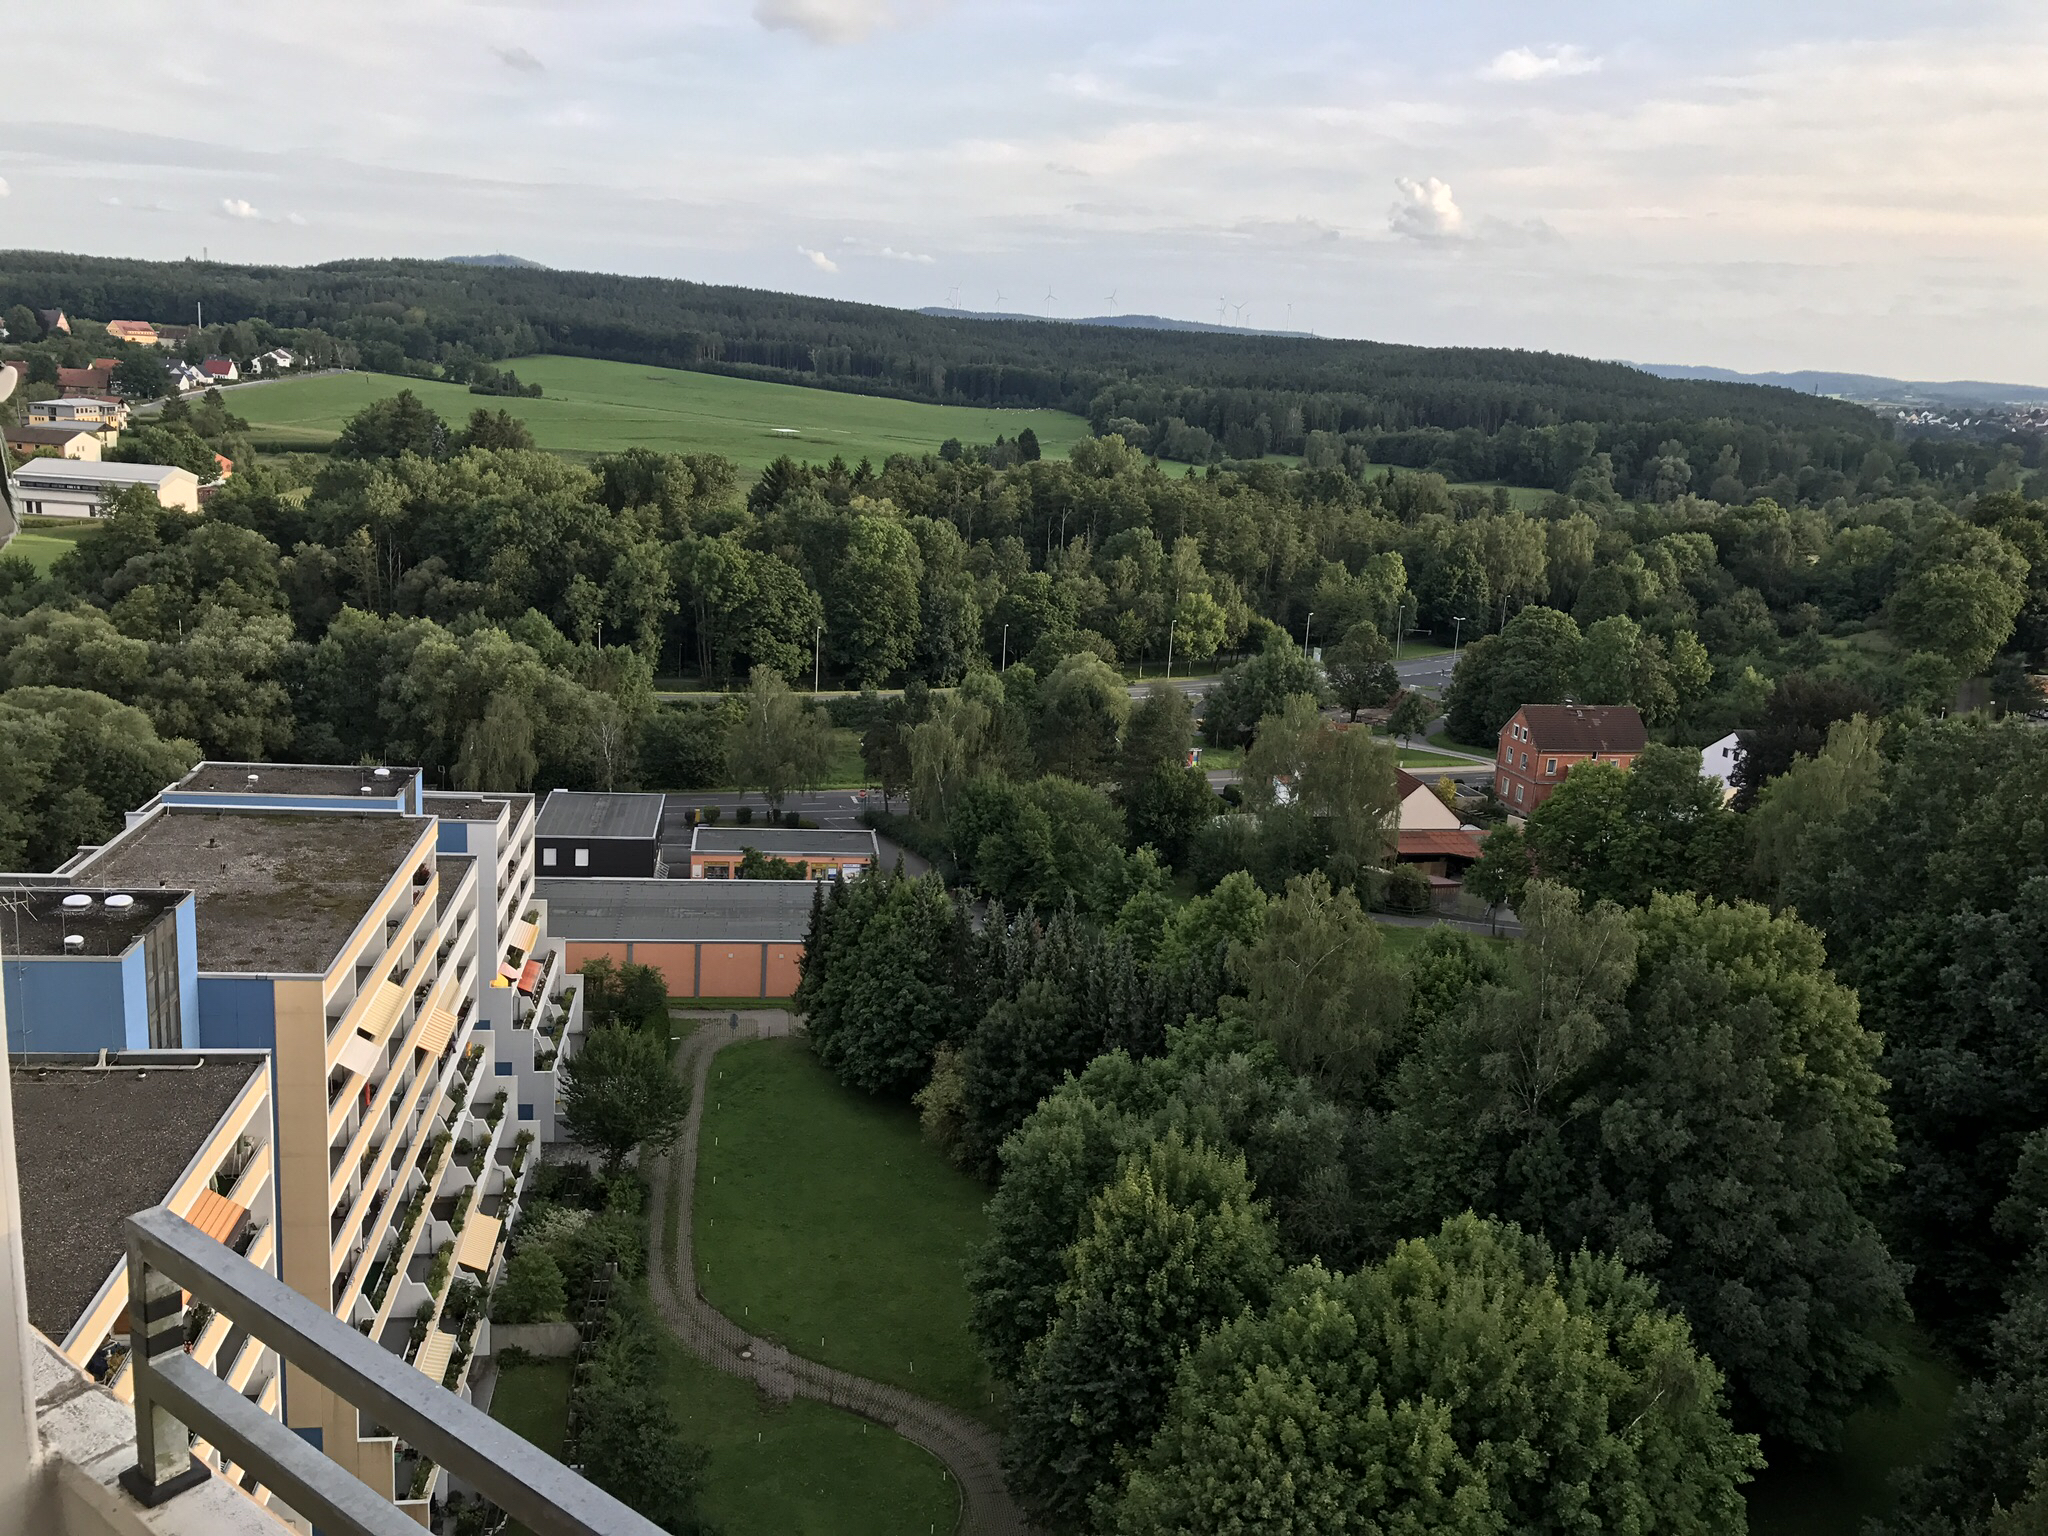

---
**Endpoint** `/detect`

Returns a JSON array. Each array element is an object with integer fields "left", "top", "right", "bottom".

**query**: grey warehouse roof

[
  {"left": 539, "top": 877, "right": 817, "bottom": 943},
  {"left": 689, "top": 827, "right": 880, "bottom": 858},
  {"left": 537, "top": 791, "right": 665, "bottom": 842},
  {"left": 12, "top": 1054, "right": 265, "bottom": 1341},
  {"left": 423, "top": 794, "right": 510, "bottom": 823}
]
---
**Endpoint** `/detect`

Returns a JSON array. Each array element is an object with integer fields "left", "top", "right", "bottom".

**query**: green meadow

[{"left": 226, "top": 355, "right": 1090, "bottom": 473}]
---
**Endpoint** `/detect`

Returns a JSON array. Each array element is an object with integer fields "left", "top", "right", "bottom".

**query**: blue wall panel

[
  {"left": 195, "top": 976, "right": 277, "bottom": 1050},
  {"left": 0, "top": 957, "right": 133, "bottom": 1053}
]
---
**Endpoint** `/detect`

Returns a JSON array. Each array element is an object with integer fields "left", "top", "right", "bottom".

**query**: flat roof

[
  {"left": 78, "top": 809, "right": 430, "bottom": 973},
  {"left": 436, "top": 855, "right": 475, "bottom": 919},
  {"left": 690, "top": 828, "right": 879, "bottom": 858},
  {"left": 538, "top": 877, "right": 817, "bottom": 943},
  {"left": 174, "top": 762, "right": 417, "bottom": 797},
  {"left": 537, "top": 791, "right": 664, "bottom": 842},
  {"left": 12, "top": 1053, "right": 264, "bottom": 1341},
  {"left": 423, "top": 794, "right": 509, "bottom": 824},
  {"left": 8, "top": 460, "right": 190, "bottom": 488},
  {"left": 0, "top": 887, "right": 186, "bottom": 957}
]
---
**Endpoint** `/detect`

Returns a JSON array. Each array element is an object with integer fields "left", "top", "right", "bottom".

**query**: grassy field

[
  {"left": 1747, "top": 1331, "right": 1959, "bottom": 1536},
  {"left": 488, "top": 1338, "right": 958, "bottom": 1536},
  {"left": 5, "top": 517, "right": 90, "bottom": 575},
  {"left": 695, "top": 1035, "right": 997, "bottom": 1425},
  {"left": 1397, "top": 749, "right": 1476, "bottom": 769},
  {"left": 224, "top": 356, "right": 1091, "bottom": 474}
]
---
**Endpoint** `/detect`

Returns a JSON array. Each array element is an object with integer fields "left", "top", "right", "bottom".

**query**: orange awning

[
  {"left": 517, "top": 960, "right": 542, "bottom": 995},
  {"left": 183, "top": 1190, "right": 247, "bottom": 1247}
]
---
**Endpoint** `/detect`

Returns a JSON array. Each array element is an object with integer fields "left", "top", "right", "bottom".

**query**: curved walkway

[{"left": 643, "top": 1011, "right": 1031, "bottom": 1536}]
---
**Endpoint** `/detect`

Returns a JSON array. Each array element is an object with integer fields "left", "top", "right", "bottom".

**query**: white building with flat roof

[
  {"left": 8, "top": 459, "right": 201, "bottom": 517},
  {"left": 26, "top": 397, "right": 130, "bottom": 430}
]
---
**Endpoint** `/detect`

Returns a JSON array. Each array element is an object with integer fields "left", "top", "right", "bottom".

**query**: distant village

[{"left": 2, "top": 306, "right": 305, "bottom": 520}]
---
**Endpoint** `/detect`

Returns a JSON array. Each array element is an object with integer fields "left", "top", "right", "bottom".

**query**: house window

[
  {"left": 1515, "top": 783, "right": 1524, "bottom": 803},
  {"left": 1520, "top": 752, "right": 1528, "bottom": 768},
  {"left": 1546, "top": 758, "right": 1557, "bottom": 776},
  {"left": 518, "top": 1103, "right": 534, "bottom": 1122},
  {"left": 574, "top": 848, "right": 589, "bottom": 868},
  {"left": 541, "top": 847, "right": 557, "bottom": 867},
  {"left": 495, "top": 1061, "right": 513, "bottom": 1076}
]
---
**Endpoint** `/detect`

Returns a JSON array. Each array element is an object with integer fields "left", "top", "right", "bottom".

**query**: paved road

[{"left": 645, "top": 1013, "right": 1031, "bottom": 1536}]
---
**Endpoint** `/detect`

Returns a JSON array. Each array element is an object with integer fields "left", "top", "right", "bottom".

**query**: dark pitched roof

[
  {"left": 1395, "top": 768, "right": 1428, "bottom": 798},
  {"left": 1517, "top": 704, "right": 1647, "bottom": 755}
]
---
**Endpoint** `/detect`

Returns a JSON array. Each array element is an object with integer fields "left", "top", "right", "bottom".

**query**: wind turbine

[
  {"left": 1231, "top": 302, "right": 1247, "bottom": 327},
  {"left": 946, "top": 284, "right": 961, "bottom": 308},
  {"left": 1103, "top": 287, "right": 1117, "bottom": 313},
  {"left": 1044, "top": 285, "right": 1056, "bottom": 317},
  {"left": 994, "top": 289, "right": 1007, "bottom": 309},
  {"left": 1216, "top": 297, "right": 1228, "bottom": 323}
]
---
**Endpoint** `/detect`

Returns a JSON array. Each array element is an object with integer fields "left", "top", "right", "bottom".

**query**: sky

[{"left": 2, "top": 0, "right": 2045, "bottom": 382}]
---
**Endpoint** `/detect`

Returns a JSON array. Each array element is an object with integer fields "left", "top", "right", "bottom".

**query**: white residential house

[
  {"left": 8, "top": 459, "right": 202, "bottom": 517},
  {"left": 252, "top": 348, "right": 296, "bottom": 374},
  {"left": 1701, "top": 732, "right": 1742, "bottom": 803},
  {"left": 169, "top": 361, "right": 211, "bottom": 393}
]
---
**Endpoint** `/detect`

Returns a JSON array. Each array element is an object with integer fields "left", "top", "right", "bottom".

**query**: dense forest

[{"left": 8, "top": 248, "right": 2015, "bottom": 497}]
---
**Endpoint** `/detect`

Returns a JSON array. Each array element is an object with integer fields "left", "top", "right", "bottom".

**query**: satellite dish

[{"left": 0, "top": 365, "right": 17, "bottom": 404}]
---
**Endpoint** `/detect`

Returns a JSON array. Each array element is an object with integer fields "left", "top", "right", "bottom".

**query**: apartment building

[
  {"left": 0, "top": 761, "right": 579, "bottom": 1514},
  {"left": 10, "top": 1051, "right": 282, "bottom": 1492}
]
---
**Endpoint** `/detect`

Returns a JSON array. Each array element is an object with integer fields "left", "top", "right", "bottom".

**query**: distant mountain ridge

[
  {"left": 444, "top": 254, "right": 549, "bottom": 269},
  {"left": 919, "top": 306, "right": 1315, "bottom": 339},
  {"left": 1633, "top": 362, "right": 2048, "bottom": 408}
]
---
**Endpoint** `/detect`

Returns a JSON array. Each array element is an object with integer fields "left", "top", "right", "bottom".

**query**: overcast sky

[{"left": 2, "top": 0, "right": 2044, "bottom": 382}]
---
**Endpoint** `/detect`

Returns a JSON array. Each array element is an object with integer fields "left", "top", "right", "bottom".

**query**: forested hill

[{"left": 1, "top": 249, "right": 1883, "bottom": 485}]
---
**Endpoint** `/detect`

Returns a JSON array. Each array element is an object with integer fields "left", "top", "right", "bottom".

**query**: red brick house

[{"left": 1495, "top": 704, "right": 1647, "bottom": 813}]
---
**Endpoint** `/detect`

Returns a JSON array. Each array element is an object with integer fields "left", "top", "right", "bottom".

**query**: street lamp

[
  {"left": 1451, "top": 615, "right": 1470, "bottom": 658},
  {"left": 813, "top": 621, "right": 823, "bottom": 694},
  {"left": 1302, "top": 611, "right": 1314, "bottom": 654},
  {"left": 1165, "top": 618, "right": 1177, "bottom": 680},
  {"left": 1000, "top": 623, "right": 1009, "bottom": 672}
]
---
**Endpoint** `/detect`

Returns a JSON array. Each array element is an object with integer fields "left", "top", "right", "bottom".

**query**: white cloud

[
  {"left": 1483, "top": 45, "right": 1601, "bottom": 82},
  {"left": 798, "top": 244, "right": 839, "bottom": 272},
  {"left": 0, "top": 178, "right": 9, "bottom": 197},
  {"left": 494, "top": 46, "right": 544, "bottom": 74},
  {"left": 221, "top": 197, "right": 261, "bottom": 219},
  {"left": 287, "top": 212, "right": 309, "bottom": 226},
  {"left": 841, "top": 237, "right": 935, "bottom": 263},
  {"left": 1389, "top": 177, "right": 1464, "bottom": 241},
  {"left": 754, "top": 0, "right": 920, "bottom": 45}
]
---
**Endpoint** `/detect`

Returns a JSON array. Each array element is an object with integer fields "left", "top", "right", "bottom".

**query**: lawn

[
  {"left": 225, "top": 356, "right": 1091, "bottom": 474},
  {"left": 1746, "top": 1331, "right": 1959, "bottom": 1536},
  {"left": 1372, "top": 921, "right": 1515, "bottom": 964},
  {"left": 5, "top": 517, "right": 90, "bottom": 575},
  {"left": 487, "top": 1337, "right": 958, "bottom": 1536},
  {"left": 1396, "top": 749, "right": 1475, "bottom": 769},
  {"left": 695, "top": 1035, "right": 998, "bottom": 1424}
]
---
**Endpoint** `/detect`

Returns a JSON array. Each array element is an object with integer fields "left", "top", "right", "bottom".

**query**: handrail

[{"left": 123, "top": 1206, "right": 663, "bottom": 1536}]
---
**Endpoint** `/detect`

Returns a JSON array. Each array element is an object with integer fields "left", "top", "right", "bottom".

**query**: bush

[
  {"left": 736, "top": 804, "right": 753, "bottom": 825},
  {"left": 492, "top": 1245, "right": 568, "bottom": 1324},
  {"left": 1377, "top": 863, "right": 1434, "bottom": 914}
]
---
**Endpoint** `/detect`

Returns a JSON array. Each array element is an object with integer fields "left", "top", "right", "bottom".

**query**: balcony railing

[{"left": 120, "top": 1206, "right": 662, "bottom": 1536}]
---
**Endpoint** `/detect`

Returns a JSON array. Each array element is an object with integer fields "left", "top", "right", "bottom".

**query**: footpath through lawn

[
  {"left": 490, "top": 1347, "right": 956, "bottom": 1536},
  {"left": 695, "top": 1034, "right": 999, "bottom": 1426}
]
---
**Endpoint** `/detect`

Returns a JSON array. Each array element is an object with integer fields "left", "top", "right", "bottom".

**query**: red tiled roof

[
  {"left": 200, "top": 358, "right": 235, "bottom": 376},
  {"left": 1397, "top": 829, "right": 1485, "bottom": 860},
  {"left": 1513, "top": 704, "right": 1647, "bottom": 755},
  {"left": 55, "top": 367, "right": 111, "bottom": 390}
]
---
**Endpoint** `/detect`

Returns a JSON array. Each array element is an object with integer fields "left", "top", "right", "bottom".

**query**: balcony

[{"left": 100, "top": 1206, "right": 662, "bottom": 1535}]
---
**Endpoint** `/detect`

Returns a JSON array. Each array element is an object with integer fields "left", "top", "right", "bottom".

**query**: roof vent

[
  {"left": 62, "top": 893, "right": 92, "bottom": 910},
  {"left": 105, "top": 894, "right": 135, "bottom": 910},
  {"left": 63, "top": 934, "right": 85, "bottom": 950},
  {"left": 360, "top": 786, "right": 375, "bottom": 796},
  {"left": 247, "top": 773, "right": 259, "bottom": 784},
  {"left": 373, "top": 767, "right": 392, "bottom": 780}
]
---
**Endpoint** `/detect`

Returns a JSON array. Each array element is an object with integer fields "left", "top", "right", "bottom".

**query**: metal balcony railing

[{"left": 120, "top": 1205, "right": 663, "bottom": 1536}]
